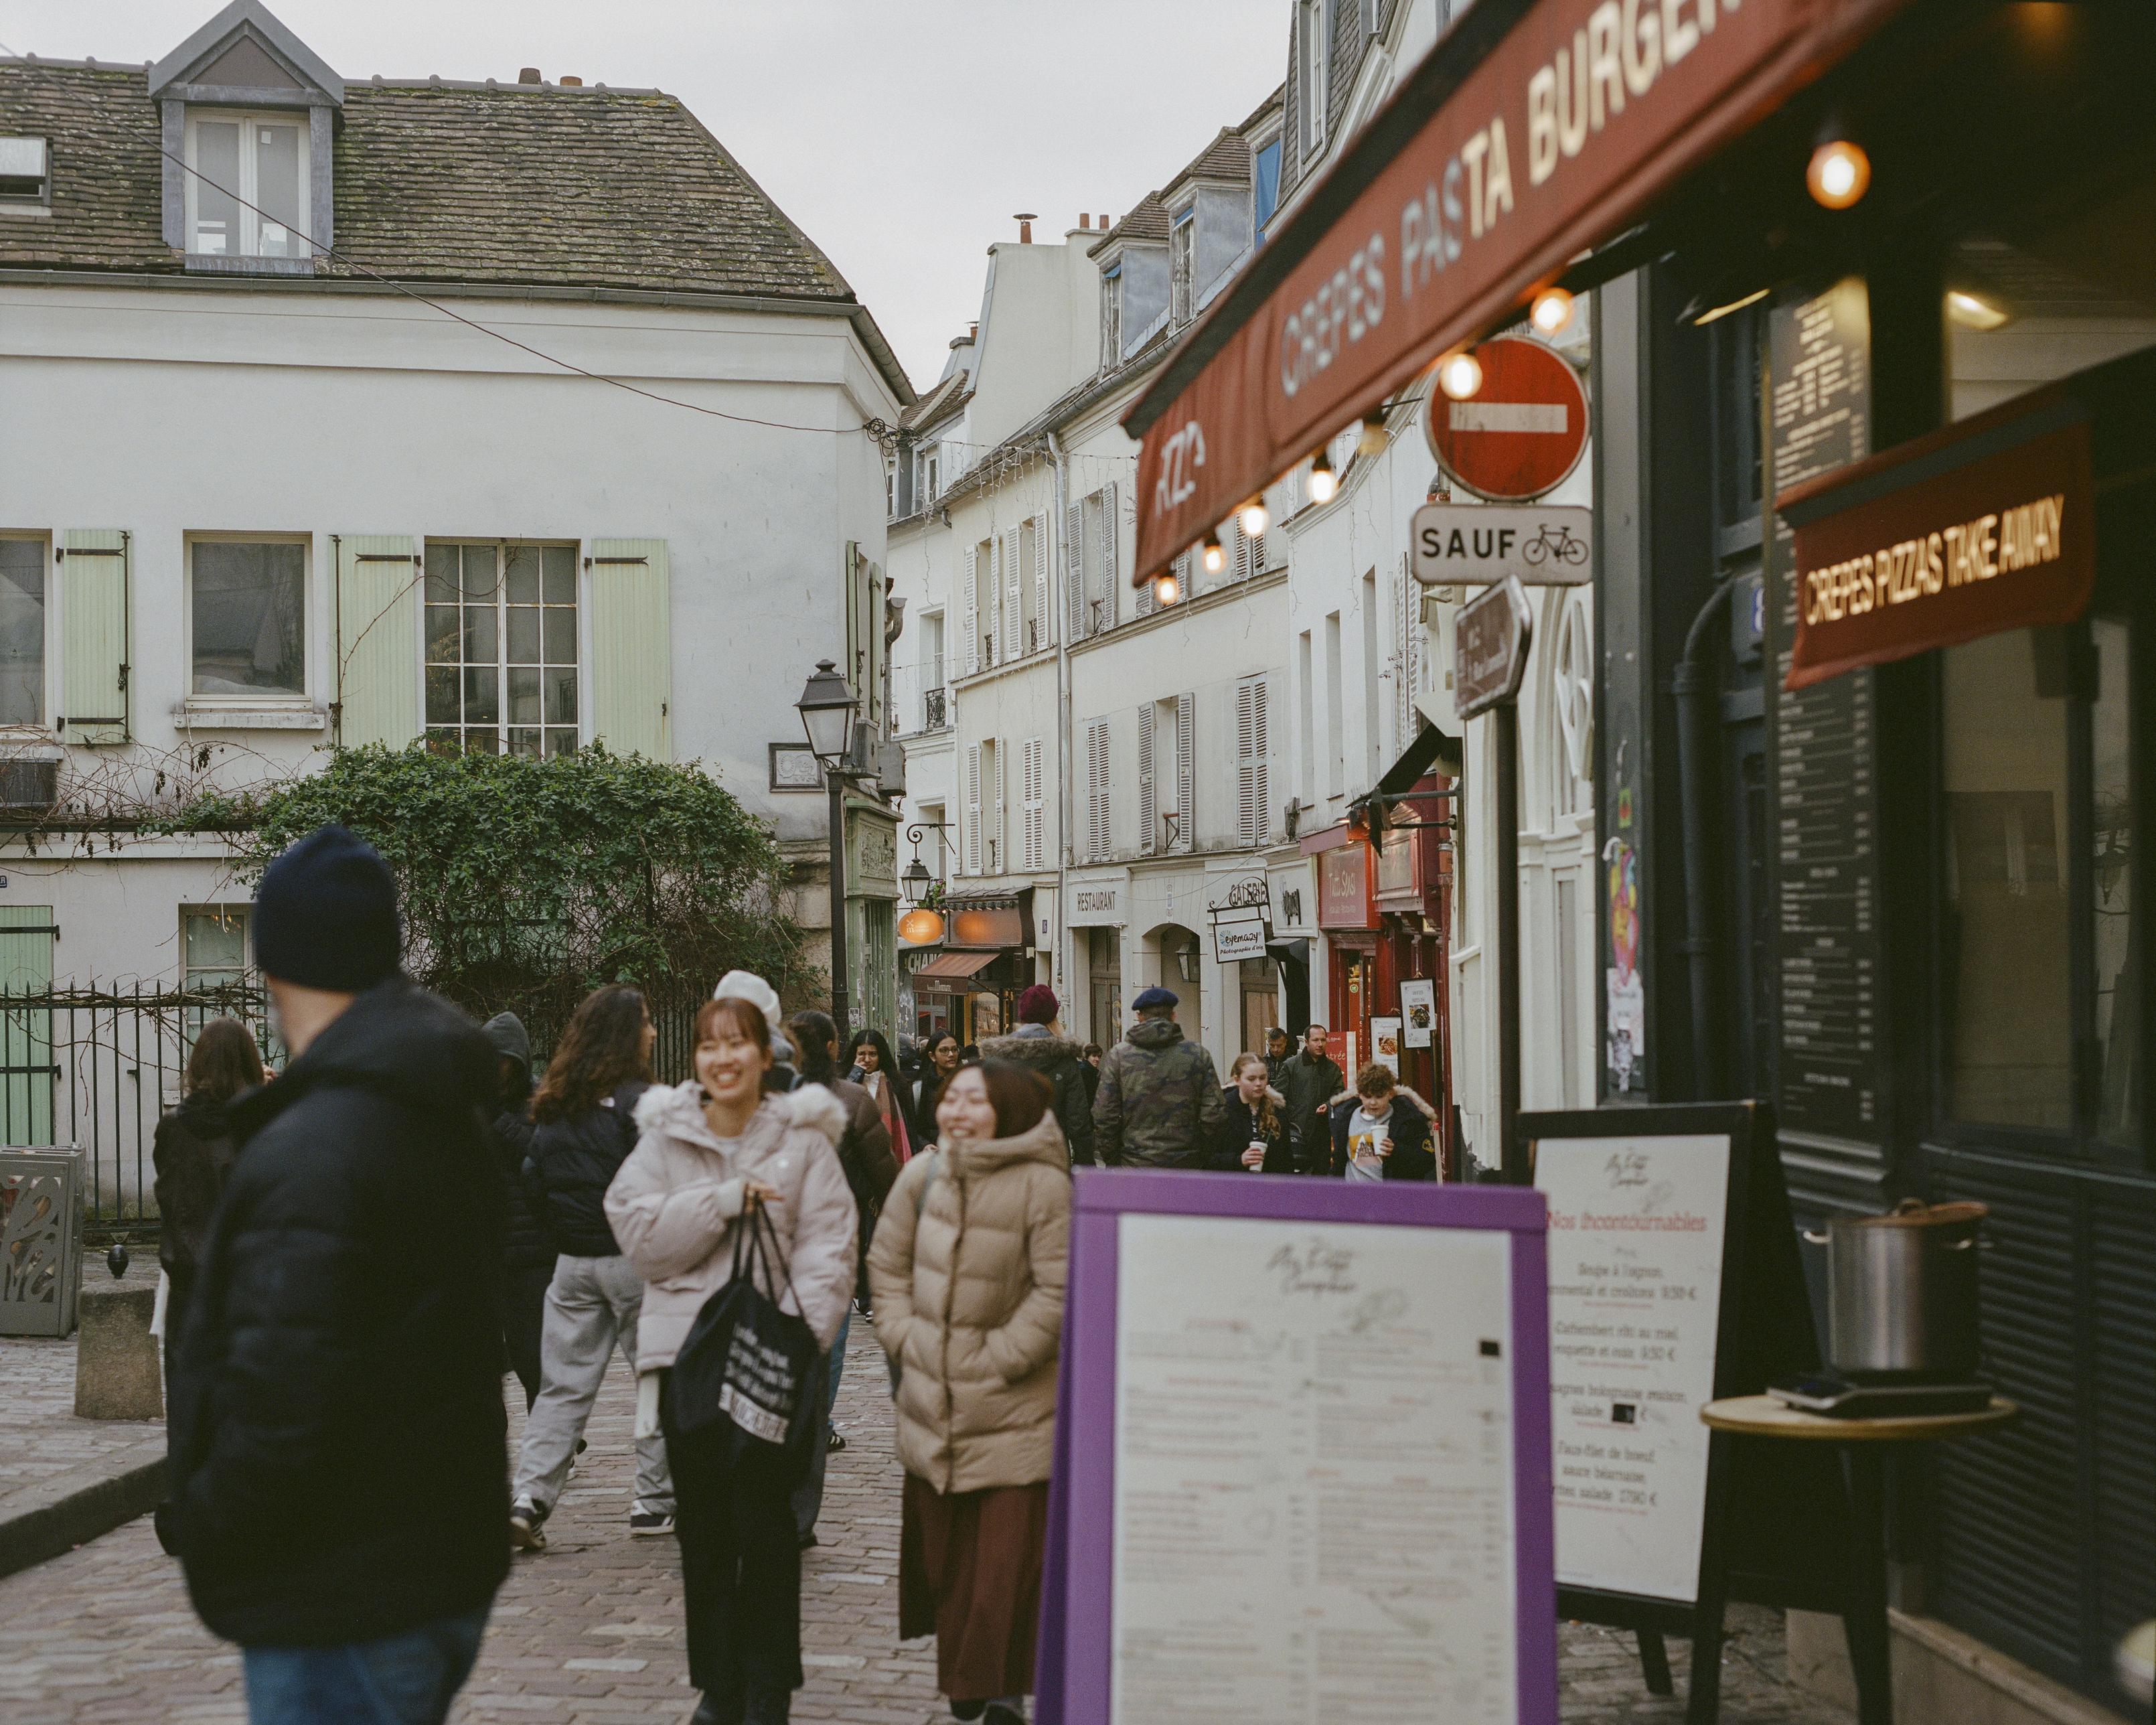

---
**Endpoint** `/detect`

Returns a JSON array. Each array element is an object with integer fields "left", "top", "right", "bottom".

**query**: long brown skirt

[{"left": 899, "top": 1473, "right": 1051, "bottom": 1703}]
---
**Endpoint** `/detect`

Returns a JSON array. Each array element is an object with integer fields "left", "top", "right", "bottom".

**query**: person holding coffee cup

[{"left": 1208, "top": 1053, "right": 1291, "bottom": 1173}]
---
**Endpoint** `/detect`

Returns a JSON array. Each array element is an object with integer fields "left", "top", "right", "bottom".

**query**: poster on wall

[
  {"left": 1400, "top": 978, "right": 1437, "bottom": 1049},
  {"left": 1371, "top": 1016, "right": 1403, "bottom": 1075},
  {"left": 1036, "top": 1173, "right": 1559, "bottom": 1725}
]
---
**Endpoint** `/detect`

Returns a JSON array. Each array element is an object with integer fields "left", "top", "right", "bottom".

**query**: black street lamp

[{"left": 796, "top": 659, "right": 860, "bottom": 1043}]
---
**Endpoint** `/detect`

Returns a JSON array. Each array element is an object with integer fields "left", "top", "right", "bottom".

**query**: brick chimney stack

[
  {"left": 518, "top": 67, "right": 541, "bottom": 84},
  {"left": 1014, "top": 213, "right": 1036, "bottom": 243}
]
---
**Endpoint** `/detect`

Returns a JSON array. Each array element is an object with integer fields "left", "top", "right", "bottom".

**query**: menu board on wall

[
  {"left": 1765, "top": 280, "right": 1886, "bottom": 1152},
  {"left": 1536, "top": 1133, "right": 1730, "bottom": 1605}
]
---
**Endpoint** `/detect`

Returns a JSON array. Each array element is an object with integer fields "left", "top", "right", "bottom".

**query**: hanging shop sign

[
  {"left": 1413, "top": 502, "right": 1594, "bottom": 585},
  {"left": 1426, "top": 334, "right": 1590, "bottom": 501},
  {"left": 1122, "top": 0, "right": 1918, "bottom": 584},
  {"left": 1455, "top": 575, "right": 1535, "bottom": 717},
  {"left": 947, "top": 903, "right": 1026, "bottom": 949},
  {"left": 1207, "top": 877, "right": 1273, "bottom": 964},
  {"left": 1313, "top": 837, "right": 1379, "bottom": 931},
  {"left": 1780, "top": 390, "right": 2094, "bottom": 689}
]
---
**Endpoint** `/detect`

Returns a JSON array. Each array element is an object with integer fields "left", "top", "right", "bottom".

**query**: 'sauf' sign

[{"left": 1412, "top": 504, "right": 1593, "bottom": 586}]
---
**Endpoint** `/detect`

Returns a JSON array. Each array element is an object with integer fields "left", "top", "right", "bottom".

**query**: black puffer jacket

[
  {"left": 161, "top": 978, "right": 508, "bottom": 1647},
  {"left": 980, "top": 1029, "right": 1097, "bottom": 1165},
  {"left": 483, "top": 1013, "right": 550, "bottom": 1272},
  {"left": 1207, "top": 1085, "right": 1293, "bottom": 1173},
  {"left": 525, "top": 1081, "right": 649, "bottom": 1258},
  {"left": 153, "top": 1094, "right": 242, "bottom": 1288}
]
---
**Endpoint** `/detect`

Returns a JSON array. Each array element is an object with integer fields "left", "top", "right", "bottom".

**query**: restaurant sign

[{"left": 1781, "top": 392, "right": 2094, "bottom": 690}]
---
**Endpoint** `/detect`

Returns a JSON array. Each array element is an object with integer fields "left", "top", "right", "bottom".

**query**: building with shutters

[{"left": 0, "top": 2, "right": 909, "bottom": 1033}]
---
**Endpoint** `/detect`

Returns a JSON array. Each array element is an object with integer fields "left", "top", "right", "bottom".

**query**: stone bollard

[{"left": 73, "top": 1280, "right": 163, "bottom": 1420}]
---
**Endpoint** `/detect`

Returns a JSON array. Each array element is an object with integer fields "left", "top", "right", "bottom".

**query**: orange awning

[{"left": 911, "top": 950, "right": 1001, "bottom": 981}]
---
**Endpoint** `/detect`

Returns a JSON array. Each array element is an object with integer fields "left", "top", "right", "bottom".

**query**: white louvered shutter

[
  {"left": 1065, "top": 500, "right": 1087, "bottom": 640},
  {"left": 1032, "top": 514, "right": 1051, "bottom": 652},
  {"left": 1238, "top": 677, "right": 1271, "bottom": 846},
  {"left": 991, "top": 738, "right": 1007, "bottom": 873},
  {"left": 961, "top": 547, "right": 979, "bottom": 676},
  {"left": 1235, "top": 520, "right": 1262, "bottom": 581},
  {"left": 1023, "top": 736, "right": 1045, "bottom": 870},
  {"left": 1002, "top": 529, "right": 1021, "bottom": 662},
  {"left": 1136, "top": 557, "right": 1156, "bottom": 618},
  {"left": 966, "top": 745, "right": 982, "bottom": 873},
  {"left": 1175, "top": 692, "right": 1195, "bottom": 852},
  {"left": 1139, "top": 703, "right": 1157, "bottom": 855},
  {"left": 1087, "top": 719, "right": 1110, "bottom": 860},
  {"left": 1100, "top": 481, "right": 1119, "bottom": 626}
]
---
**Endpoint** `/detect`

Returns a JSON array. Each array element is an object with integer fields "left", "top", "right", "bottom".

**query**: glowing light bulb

[
  {"left": 1154, "top": 570, "right": 1179, "bottom": 607},
  {"left": 1308, "top": 448, "right": 1338, "bottom": 505},
  {"left": 1530, "top": 287, "right": 1575, "bottom": 335},
  {"left": 1806, "top": 140, "right": 1870, "bottom": 210},
  {"left": 1238, "top": 497, "right": 1269, "bottom": 537},
  {"left": 1201, "top": 532, "right": 1225, "bottom": 575},
  {"left": 1438, "top": 350, "right": 1484, "bottom": 400}
]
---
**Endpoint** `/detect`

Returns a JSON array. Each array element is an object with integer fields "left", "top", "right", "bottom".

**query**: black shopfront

[{"left": 1593, "top": 5, "right": 2154, "bottom": 1710}]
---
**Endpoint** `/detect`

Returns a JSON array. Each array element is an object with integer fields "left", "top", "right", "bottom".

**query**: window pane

[
  {"left": 425, "top": 543, "right": 459, "bottom": 604},
  {"left": 183, "top": 909, "right": 246, "bottom": 976},
  {"left": 0, "top": 539, "right": 45, "bottom": 727},
  {"left": 463, "top": 666, "right": 498, "bottom": 726},
  {"left": 545, "top": 727, "right": 576, "bottom": 758},
  {"left": 1941, "top": 629, "right": 2072, "bottom": 1130},
  {"left": 255, "top": 124, "right": 302, "bottom": 256},
  {"left": 507, "top": 666, "right": 541, "bottom": 725},
  {"left": 505, "top": 545, "right": 540, "bottom": 605},
  {"left": 425, "top": 605, "right": 459, "bottom": 664},
  {"left": 542, "top": 546, "right": 576, "bottom": 603},
  {"left": 425, "top": 666, "right": 459, "bottom": 724},
  {"left": 2090, "top": 617, "right": 2138, "bottom": 1144},
  {"left": 191, "top": 541, "right": 305, "bottom": 696},
  {"left": 191, "top": 121, "right": 240, "bottom": 253},
  {"left": 544, "top": 667, "right": 576, "bottom": 726},
  {"left": 506, "top": 605, "right": 540, "bottom": 664},
  {"left": 508, "top": 727, "right": 542, "bottom": 758},
  {"left": 460, "top": 544, "right": 497, "bottom": 600},
  {"left": 543, "top": 607, "right": 576, "bottom": 664},
  {"left": 464, "top": 729, "right": 501, "bottom": 755},
  {"left": 462, "top": 603, "right": 497, "bottom": 666},
  {"left": 425, "top": 727, "right": 460, "bottom": 757}
]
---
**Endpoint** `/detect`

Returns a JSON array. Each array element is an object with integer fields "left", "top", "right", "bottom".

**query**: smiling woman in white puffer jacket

[{"left": 603, "top": 993, "right": 856, "bottom": 1725}]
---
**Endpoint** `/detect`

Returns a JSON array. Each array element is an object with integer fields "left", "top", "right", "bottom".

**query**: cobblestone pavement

[
  {"left": 0, "top": 1262, "right": 165, "bottom": 1520},
  {"left": 0, "top": 1320, "right": 1850, "bottom": 1724}
]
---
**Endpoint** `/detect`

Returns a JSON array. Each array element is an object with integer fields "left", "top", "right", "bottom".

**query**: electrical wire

[{"left": 153, "top": 141, "right": 899, "bottom": 444}]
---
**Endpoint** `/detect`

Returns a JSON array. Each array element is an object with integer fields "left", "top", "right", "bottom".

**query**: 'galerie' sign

[{"left": 1780, "top": 392, "right": 2094, "bottom": 690}]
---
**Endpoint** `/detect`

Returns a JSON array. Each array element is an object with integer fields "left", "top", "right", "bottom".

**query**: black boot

[{"left": 743, "top": 1681, "right": 791, "bottom": 1725}]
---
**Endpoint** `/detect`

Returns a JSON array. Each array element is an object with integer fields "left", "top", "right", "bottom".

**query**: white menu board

[
  {"left": 1537, "top": 1134, "right": 1729, "bottom": 1604},
  {"left": 1111, "top": 1213, "right": 1518, "bottom": 1725}
]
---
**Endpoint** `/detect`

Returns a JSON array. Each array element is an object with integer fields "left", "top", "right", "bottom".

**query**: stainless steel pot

[{"left": 1809, "top": 1200, "right": 1987, "bottom": 1381}]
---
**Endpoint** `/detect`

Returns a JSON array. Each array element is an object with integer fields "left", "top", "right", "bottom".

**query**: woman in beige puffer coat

[{"left": 869, "top": 1057, "right": 1070, "bottom": 1725}]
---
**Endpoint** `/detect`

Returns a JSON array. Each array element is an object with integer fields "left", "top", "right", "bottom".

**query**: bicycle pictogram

[{"left": 1521, "top": 521, "right": 1590, "bottom": 567}]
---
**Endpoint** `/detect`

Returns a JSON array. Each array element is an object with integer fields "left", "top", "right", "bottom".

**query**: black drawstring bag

[{"left": 669, "top": 1203, "right": 826, "bottom": 1481}]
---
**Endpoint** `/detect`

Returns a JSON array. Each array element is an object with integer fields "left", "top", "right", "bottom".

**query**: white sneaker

[{"left": 629, "top": 1503, "right": 676, "bottom": 1537}]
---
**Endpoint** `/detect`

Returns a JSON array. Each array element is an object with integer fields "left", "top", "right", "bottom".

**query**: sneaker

[
  {"left": 826, "top": 1429, "right": 846, "bottom": 1454},
  {"left": 798, "top": 1529, "right": 819, "bottom": 1552},
  {"left": 567, "top": 1437, "right": 588, "bottom": 1480},
  {"left": 629, "top": 1504, "right": 676, "bottom": 1538},
  {"left": 982, "top": 1704, "right": 1025, "bottom": 1725},
  {"left": 510, "top": 1498, "right": 548, "bottom": 1553}
]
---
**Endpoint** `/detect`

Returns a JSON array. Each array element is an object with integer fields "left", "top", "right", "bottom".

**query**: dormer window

[
  {"left": 0, "top": 137, "right": 50, "bottom": 212},
  {"left": 1170, "top": 213, "right": 1195, "bottom": 325},
  {"left": 186, "top": 111, "right": 307, "bottom": 258},
  {"left": 1101, "top": 265, "right": 1124, "bottom": 368}
]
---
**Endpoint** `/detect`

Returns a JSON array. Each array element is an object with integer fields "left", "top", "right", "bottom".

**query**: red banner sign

[{"left": 1126, "top": 0, "right": 1911, "bottom": 583}]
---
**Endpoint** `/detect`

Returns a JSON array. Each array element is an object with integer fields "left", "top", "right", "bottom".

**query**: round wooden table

[{"left": 1699, "top": 1396, "right": 2018, "bottom": 1725}]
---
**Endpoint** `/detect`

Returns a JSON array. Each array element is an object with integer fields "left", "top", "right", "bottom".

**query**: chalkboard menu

[{"left": 1764, "top": 281, "right": 1886, "bottom": 1156}]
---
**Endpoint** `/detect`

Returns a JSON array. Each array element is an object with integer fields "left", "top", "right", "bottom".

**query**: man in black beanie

[{"left": 160, "top": 825, "right": 508, "bottom": 1725}]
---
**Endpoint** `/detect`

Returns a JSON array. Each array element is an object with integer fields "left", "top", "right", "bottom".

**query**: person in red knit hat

[{"left": 979, "top": 986, "right": 1095, "bottom": 1165}]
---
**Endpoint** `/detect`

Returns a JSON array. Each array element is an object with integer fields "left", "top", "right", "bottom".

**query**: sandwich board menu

[{"left": 1036, "top": 1171, "right": 1558, "bottom": 1725}]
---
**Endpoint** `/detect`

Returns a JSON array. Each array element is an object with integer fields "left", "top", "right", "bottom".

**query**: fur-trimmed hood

[
  {"left": 980, "top": 1031, "right": 1089, "bottom": 1070},
  {"left": 632, "top": 1077, "right": 847, "bottom": 1151}
]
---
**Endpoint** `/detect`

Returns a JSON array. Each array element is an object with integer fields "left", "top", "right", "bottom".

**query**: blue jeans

[
  {"left": 243, "top": 1609, "right": 489, "bottom": 1725},
  {"left": 790, "top": 1308, "right": 850, "bottom": 1539}
]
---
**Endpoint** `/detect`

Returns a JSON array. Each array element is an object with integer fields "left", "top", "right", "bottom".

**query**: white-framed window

[
  {"left": 1298, "top": 0, "right": 1329, "bottom": 161},
  {"left": 915, "top": 447, "right": 940, "bottom": 508},
  {"left": 0, "top": 536, "right": 48, "bottom": 727},
  {"left": 1101, "top": 265, "right": 1124, "bottom": 368},
  {"left": 424, "top": 542, "right": 579, "bottom": 757},
  {"left": 185, "top": 109, "right": 307, "bottom": 259},
  {"left": 183, "top": 905, "right": 248, "bottom": 993},
  {"left": 188, "top": 537, "right": 306, "bottom": 700},
  {"left": 885, "top": 458, "right": 896, "bottom": 520},
  {"left": 0, "top": 137, "right": 51, "bottom": 213},
  {"left": 1170, "top": 212, "right": 1195, "bottom": 325}
]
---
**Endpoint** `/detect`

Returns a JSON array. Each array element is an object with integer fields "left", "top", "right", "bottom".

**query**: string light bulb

[
  {"left": 1357, "top": 411, "right": 1389, "bottom": 457},
  {"left": 1308, "top": 447, "right": 1338, "bottom": 505},
  {"left": 1154, "top": 569, "right": 1180, "bottom": 607},
  {"left": 1238, "top": 496, "right": 1269, "bottom": 537},
  {"left": 1201, "top": 530, "right": 1225, "bottom": 575},
  {"left": 1806, "top": 138, "right": 1870, "bottom": 209},
  {"left": 1437, "top": 350, "right": 1484, "bottom": 400},
  {"left": 1530, "top": 287, "right": 1575, "bottom": 335}
]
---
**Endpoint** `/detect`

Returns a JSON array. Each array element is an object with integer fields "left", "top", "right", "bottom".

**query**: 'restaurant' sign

[
  {"left": 1123, "top": 0, "right": 1914, "bottom": 585},
  {"left": 1780, "top": 391, "right": 2094, "bottom": 690}
]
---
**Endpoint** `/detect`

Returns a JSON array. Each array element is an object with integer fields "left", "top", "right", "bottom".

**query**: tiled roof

[
  {"left": 903, "top": 372, "right": 971, "bottom": 433},
  {"left": 0, "top": 61, "right": 856, "bottom": 303},
  {"left": 1164, "top": 127, "right": 1253, "bottom": 196},
  {"left": 1087, "top": 191, "right": 1169, "bottom": 258}
]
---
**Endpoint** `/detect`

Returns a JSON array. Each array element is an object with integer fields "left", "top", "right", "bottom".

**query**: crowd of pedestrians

[{"left": 149, "top": 822, "right": 1445, "bottom": 1725}]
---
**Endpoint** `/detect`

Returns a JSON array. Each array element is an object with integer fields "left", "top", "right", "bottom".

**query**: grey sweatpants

[{"left": 512, "top": 1254, "right": 673, "bottom": 1514}]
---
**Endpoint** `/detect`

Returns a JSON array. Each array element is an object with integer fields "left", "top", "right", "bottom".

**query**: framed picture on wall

[{"left": 769, "top": 743, "right": 822, "bottom": 792}]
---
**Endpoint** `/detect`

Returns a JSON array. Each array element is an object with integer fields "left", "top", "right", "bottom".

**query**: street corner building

[{"left": 0, "top": 0, "right": 914, "bottom": 1169}]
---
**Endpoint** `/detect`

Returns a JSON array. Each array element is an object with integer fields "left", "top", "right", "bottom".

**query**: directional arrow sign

[{"left": 1454, "top": 575, "right": 1534, "bottom": 719}]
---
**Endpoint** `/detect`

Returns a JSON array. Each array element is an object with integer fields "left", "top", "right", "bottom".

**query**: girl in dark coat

[
  {"left": 1209, "top": 1052, "right": 1292, "bottom": 1173},
  {"left": 484, "top": 1012, "right": 550, "bottom": 1410},
  {"left": 153, "top": 1018, "right": 264, "bottom": 1373}
]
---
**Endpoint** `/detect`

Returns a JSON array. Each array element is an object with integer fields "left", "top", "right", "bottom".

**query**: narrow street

[{"left": 0, "top": 1327, "right": 1845, "bottom": 1725}]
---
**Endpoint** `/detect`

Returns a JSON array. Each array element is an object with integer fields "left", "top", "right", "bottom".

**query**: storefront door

[{"left": 1329, "top": 939, "right": 1375, "bottom": 1079}]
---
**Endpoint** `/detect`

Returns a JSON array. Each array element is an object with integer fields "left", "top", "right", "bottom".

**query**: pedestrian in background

[
  {"left": 1276, "top": 1024, "right": 1345, "bottom": 1175},
  {"left": 1089, "top": 987, "right": 1223, "bottom": 1169},
  {"left": 483, "top": 1011, "right": 550, "bottom": 1412},
  {"left": 607, "top": 994, "right": 857, "bottom": 1725},
  {"left": 982, "top": 986, "right": 1096, "bottom": 1166},
  {"left": 510, "top": 986, "right": 673, "bottom": 1552},
  {"left": 1210, "top": 1053, "right": 1291, "bottom": 1173},
  {"left": 846, "top": 1027, "right": 914, "bottom": 1165},
  {"left": 912, "top": 1031, "right": 961, "bottom": 1139},
  {"left": 870, "top": 1059, "right": 1070, "bottom": 1725},
  {"left": 786, "top": 1010, "right": 897, "bottom": 1547},
  {"left": 1329, "top": 1062, "right": 1438, "bottom": 1182},
  {"left": 160, "top": 825, "right": 506, "bottom": 1725},
  {"left": 1262, "top": 1027, "right": 1292, "bottom": 1085},
  {"left": 1079, "top": 1043, "right": 1103, "bottom": 1109},
  {"left": 151, "top": 1017, "right": 263, "bottom": 1374}
]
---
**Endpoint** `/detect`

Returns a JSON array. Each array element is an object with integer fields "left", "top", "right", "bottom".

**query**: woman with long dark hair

[
  {"left": 845, "top": 1028, "right": 912, "bottom": 1166},
  {"left": 911, "top": 1031, "right": 961, "bottom": 1144},
  {"left": 870, "top": 1059, "right": 1071, "bottom": 1725},
  {"left": 153, "top": 1018, "right": 264, "bottom": 1369},
  {"left": 509, "top": 984, "right": 674, "bottom": 1552}
]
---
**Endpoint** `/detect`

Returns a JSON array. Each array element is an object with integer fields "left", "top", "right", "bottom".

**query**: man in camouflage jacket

[{"left": 1091, "top": 987, "right": 1224, "bottom": 1169}]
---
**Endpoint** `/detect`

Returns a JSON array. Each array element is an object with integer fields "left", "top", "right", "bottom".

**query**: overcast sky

[{"left": 0, "top": 0, "right": 1288, "bottom": 392}]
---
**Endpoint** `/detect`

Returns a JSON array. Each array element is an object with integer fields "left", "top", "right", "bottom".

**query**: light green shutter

[
  {"left": 0, "top": 905, "right": 56, "bottom": 1145},
  {"left": 589, "top": 538, "right": 672, "bottom": 760},
  {"left": 334, "top": 535, "right": 420, "bottom": 749},
  {"left": 842, "top": 542, "right": 887, "bottom": 741},
  {"left": 60, "top": 530, "right": 129, "bottom": 745}
]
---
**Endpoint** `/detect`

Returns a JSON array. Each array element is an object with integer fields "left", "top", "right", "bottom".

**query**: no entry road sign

[{"left": 1426, "top": 334, "right": 1590, "bottom": 503}]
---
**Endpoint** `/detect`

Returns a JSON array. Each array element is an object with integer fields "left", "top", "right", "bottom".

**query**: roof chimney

[
  {"left": 1014, "top": 212, "right": 1036, "bottom": 243},
  {"left": 970, "top": 323, "right": 979, "bottom": 342},
  {"left": 1077, "top": 214, "right": 1091, "bottom": 230},
  {"left": 558, "top": 74, "right": 583, "bottom": 86},
  {"left": 518, "top": 67, "right": 542, "bottom": 84},
  {"left": 1099, "top": 214, "right": 1111, "bottom": 230}
]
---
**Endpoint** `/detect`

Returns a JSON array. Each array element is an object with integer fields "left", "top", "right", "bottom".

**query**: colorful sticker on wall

[{"left": 1604, "top": 836, "right": 1644, "bottom": 1091}]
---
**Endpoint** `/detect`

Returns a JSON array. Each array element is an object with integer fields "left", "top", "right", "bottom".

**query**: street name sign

[
  {"left": 1426, "top": 333, "right": 1590, "bottom": 502},
  {"left": 1413, "top": 502, "right": 1594, "bottom": 586},
  {"left": 1454, "top": 575, "right": 1534, "bottom": 718}
]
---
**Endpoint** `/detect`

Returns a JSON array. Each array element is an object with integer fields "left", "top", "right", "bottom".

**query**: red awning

[
  {"left": 911, "top": 949, "right": 1001, "bottom": 981},
  {"left": 1124, "top": 0, "right": 1912, "bottom": 584}
]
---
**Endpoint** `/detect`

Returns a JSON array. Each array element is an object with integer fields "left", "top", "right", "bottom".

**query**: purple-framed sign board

[{"left": 1036, "top": 1170, "right": 1558, "bottom": 1725}]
